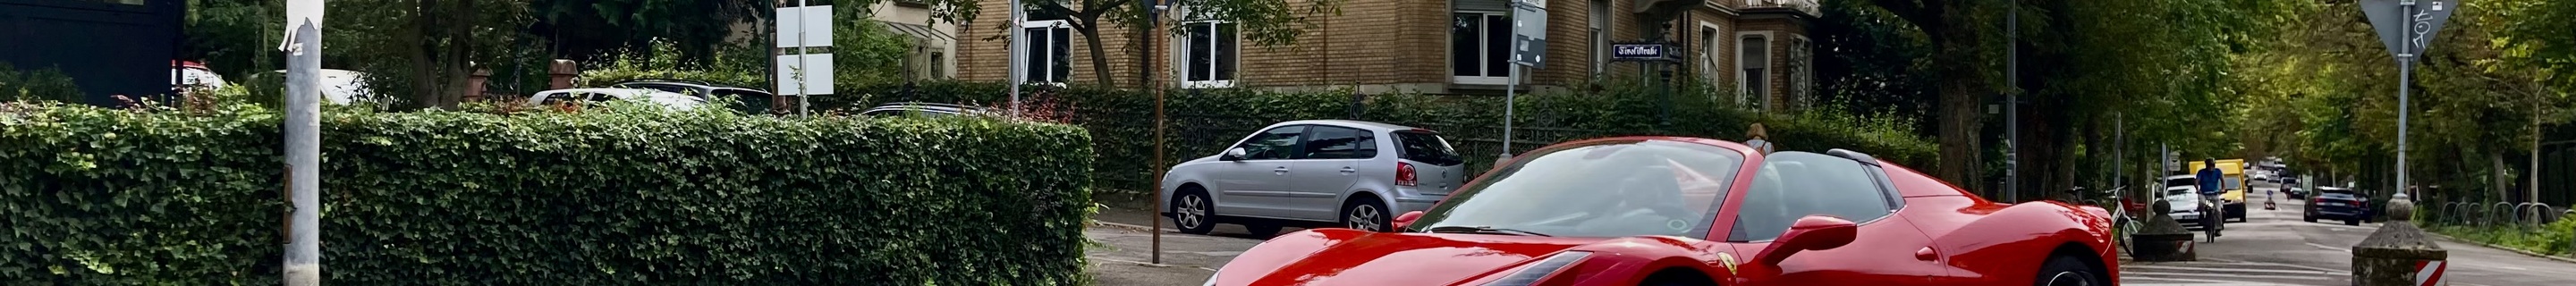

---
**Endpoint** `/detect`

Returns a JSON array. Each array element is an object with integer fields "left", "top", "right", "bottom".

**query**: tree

[
  {"left": 1860, "top": 0, "right": 2004, "bottom": 189},
  {"left": 329, "top": 0, "right": 534, "bottom": 109}
]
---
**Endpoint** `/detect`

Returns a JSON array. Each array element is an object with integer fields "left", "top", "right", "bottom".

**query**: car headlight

[{"left": 1483, "top": 251, "right": 1593, "bottom": 286}]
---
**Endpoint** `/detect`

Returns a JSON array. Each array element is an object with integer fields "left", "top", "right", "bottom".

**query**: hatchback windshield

[{"left": 1403, "top": 139, "right": 1743, "bottom": 238}]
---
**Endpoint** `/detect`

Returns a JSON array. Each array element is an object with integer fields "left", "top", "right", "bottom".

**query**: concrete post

[
  {"left": 2351, "top": 197, "right": 2447, "bottom": 286},
  {"left": 2129, "top": 199, "right": 2198, "bottom": 261},
  {"left": 464, "top": 68, "right": 492, "bottom": 102},
  {"left": 547, "top": 60, "right": 580, "bottom": 89}
]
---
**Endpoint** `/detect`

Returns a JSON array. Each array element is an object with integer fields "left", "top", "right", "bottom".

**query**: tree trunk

[
  {"left": 1075, "top": 21, "right": 1116, "bottom": 88},
  {"left": 1936, "top": 70, "right": 1984, "bottom": 195}
]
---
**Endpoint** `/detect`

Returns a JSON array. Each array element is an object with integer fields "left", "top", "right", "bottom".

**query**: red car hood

[{"left": 1216, "top": 229, "right": 1609, "bottom": 286}]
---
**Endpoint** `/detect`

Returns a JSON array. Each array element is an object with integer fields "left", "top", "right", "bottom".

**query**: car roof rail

[{"left": 1826, "top": 148, "right": 1880, "bottom": 166}]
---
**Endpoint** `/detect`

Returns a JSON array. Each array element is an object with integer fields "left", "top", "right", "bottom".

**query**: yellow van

[{"left": 2187, "top": 159, "right": 2250, "bottom": 223}]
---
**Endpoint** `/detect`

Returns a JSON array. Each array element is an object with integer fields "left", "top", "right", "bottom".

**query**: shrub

[
  {"left": 0, "top": 102, "right": 1094, "bottom": 284},
  {"left": 0, "top": 62, "right": 83, "bottom": 103},
  {"left": 823, "top": 80, "right": 1938, "bottom": 194}
]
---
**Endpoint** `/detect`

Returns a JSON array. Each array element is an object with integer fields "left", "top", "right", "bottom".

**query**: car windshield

[
  {"left": 1403, "top": 139, "right": 1744, "bottom": 238},
  {"left": 2224, "top": 177, "right": 2244, "bottom": 190}
]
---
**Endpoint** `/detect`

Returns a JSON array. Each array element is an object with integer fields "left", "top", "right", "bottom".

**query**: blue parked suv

[{"left": 2304, "top": 187, "right": 2369, "bottom": 225}]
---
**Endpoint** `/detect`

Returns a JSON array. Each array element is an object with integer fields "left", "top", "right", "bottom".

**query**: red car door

[{"left": 1720, "top": 152, "right": 1952, "bottom": 286}]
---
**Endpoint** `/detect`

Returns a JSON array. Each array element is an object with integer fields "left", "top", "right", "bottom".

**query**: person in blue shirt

[
  {"left": 2195, "top": 158, "right": 2224, "bottom": 238},
  {"left": 2196, "top": 158, "right": 2224, "bottom": 197}
]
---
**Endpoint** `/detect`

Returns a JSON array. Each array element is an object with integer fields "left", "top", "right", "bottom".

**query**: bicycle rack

[
  {"left": 2496, "top": 202, "right": 2518, "bottom": 225},
  {"left": 2517, "top": 203, "right": 2558, "bottom": 226}
]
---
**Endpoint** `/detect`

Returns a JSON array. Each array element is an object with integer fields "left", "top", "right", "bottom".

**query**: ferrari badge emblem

[{"left": 1716, "top": 252, "right": 1740, "bottom": 274}]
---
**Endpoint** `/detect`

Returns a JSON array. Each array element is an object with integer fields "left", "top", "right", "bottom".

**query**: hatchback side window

[
  {"left": 1237, "top": 126, "right": 1307, "bottom": 160},
  {"left": 1729, "top": 152, "right": 1895, "bottom": 241},
  {"left": 1301, "top": 127, "right": 1377, "bottom": 159}
]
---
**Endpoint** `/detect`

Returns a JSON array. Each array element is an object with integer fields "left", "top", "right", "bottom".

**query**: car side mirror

[
  {"left": 1393, "top": 211, "right": 1425, "bottom": 230},
  {"left": 1221, "top": 147, "right": 1249, "bottom": 161},
  {"left": 1755, "top": 215, "right": 1859, "bottom": 265}
]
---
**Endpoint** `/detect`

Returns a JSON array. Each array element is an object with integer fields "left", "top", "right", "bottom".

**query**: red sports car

[{"left": 1201, "top": 137, "right": 2118, "bottom": 286}]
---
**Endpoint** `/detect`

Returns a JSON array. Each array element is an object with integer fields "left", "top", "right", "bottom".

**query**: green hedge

[
  {"left": 0, "top": 102, "right": 1093, "bottom": 284},
  {"left": 824, "top": 80, "right": 1937, "bottom": 194}
]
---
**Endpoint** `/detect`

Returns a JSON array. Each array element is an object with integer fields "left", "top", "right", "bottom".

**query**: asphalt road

[
  {"left": 2123, "top": 182, "right": 2576, "bottom": 286},
  {"left": 1081, "top": 183, "right": 2576, "bottom": 286}
]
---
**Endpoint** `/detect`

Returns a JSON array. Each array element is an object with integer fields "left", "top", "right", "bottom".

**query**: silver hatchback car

[{"left": 1160, "top": 120, "right": 1470, "bottom": 235}]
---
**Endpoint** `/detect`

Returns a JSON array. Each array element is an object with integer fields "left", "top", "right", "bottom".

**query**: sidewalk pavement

[{"left": 1083, "top": 223, "right": 1262, "bottom": 286}]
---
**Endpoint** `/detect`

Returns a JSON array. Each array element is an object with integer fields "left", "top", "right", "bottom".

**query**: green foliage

[
  {"left": 834, "top": 6, "right": 922, "bottom": 87},
  {"left": 0, "top": 102, "right": 1094, "bottom": 283},
  {"left": 578, "top": 38, "right": 770, "bottom": 88},
  {"left": 2429, "top": 214, "right": 2576, "bottom": 257},
  {"left": 825, "top": 80, "right": 1936, "bottom": 194},
  {"left": 0, "top": 63, "right": 83, "bottom": 103}
]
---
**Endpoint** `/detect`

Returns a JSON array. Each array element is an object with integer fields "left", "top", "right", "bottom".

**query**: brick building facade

[{"left": 953, "top": 0, "right": 1818, "bottom": 112}]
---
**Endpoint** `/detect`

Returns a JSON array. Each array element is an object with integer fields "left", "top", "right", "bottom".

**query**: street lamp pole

[{"left": 2004, "top": 0, "right": 2020, "bottom": 202}]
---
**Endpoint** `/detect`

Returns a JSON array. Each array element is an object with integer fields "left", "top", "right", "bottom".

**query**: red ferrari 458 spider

[{"left": 1201, "top": 137, "right": 2118, "bottom": 286}]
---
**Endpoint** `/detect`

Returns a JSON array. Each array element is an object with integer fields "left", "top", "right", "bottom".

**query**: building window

[
  {"left": 1699, "top": 23, "right": 1721, "bottom": 89},
  {"left": 1738, "top": 33, "right": 1770, "bottom": 111},
  {"left": 1590, "top": 0, "right": 1611, "bottom": 77},
  {"left": 1451, "top": 12, "right": 1510, "bottom": 85},
  {"left": 1021, "top": 20, "right": 1072, "bottom": 84},
  {"left": 1182, "top": 21, "right": 1239, "bottom": 88}
]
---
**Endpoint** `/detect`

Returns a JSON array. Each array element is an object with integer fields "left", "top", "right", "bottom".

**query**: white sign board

[
  {"left": 775, "top": 54, "right": 835, "bottom": 96},
  {"left": 775, "top": 6, "right": 834, "bottom": 48},
  {"left": 775, "top": 4, "right": 834, "bottom": 96},
  {"left": 1509, "top": 1, "right": 1546, "bottom": 67}
]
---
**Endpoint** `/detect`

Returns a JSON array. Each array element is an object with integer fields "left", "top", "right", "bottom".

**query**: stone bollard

[
  {"left": 2130, "top": 199, "right": 2198, "bottom": 261},
  {"left": 2351, "top": 197, "right": 2448, "bottom": 286}
]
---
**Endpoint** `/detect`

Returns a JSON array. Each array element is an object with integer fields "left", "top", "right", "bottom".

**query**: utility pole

[
  {"left": 1145, "top": 0, "right": 1166, "bottom": 265},
  {"left": 280, "top": 1, "right": 325, "bottom": 283},
  {"left": 1007, "top": 0, "right": 1026, "bottom": 114},
  {"left": 2004, "top": 0, "right": 2020, "bottom": 202}
]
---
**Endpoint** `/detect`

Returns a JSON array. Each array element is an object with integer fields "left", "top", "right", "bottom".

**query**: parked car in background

[
  {"left": 530, "top": 88, "right": 707, "bottom": 111},
  {"left": 171, "top": 61, "right": 227, "bottom": 91},
  {"left": 1159, "top": 120, "right": 1470, "bottom": 234},
  {"left": 607, "top": 80, "right": 784, "bottom": 114},
  {"left": 2305, "top": 187, "right": 2369, "bottom": 225},
  {"left": 255, "top": 69, "right": 373, "bottom": 105},
  {"left": 2162, "top": 174, "right": 2225, "bottom": 231},
  {"left": 858, "top": 102, "right": 1000, "bottom": 117},
  {"left": 1201, "top": 137, "right": 2119, "bottom": 286}
]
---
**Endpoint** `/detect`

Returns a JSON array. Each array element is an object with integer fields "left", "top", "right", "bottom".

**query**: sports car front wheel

[{"left": 2035, "top": 255, "right": 2102, "bottom": 286}]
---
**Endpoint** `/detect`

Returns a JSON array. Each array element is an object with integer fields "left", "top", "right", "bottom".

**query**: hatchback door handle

[
  {"left": 1338, "top": 167, "right": 1357, "bottom": 173},
  {"left": 1274, "top": 166, "right": 1290, "bottom": 174}
]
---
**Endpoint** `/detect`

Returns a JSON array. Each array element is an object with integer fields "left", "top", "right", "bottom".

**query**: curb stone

[
  {"left": 2421, "top": 231, "right": 2576, "bottom": 264},
  {"left": 1091, "top": 221, "right": 1177, "bottom": 233}
]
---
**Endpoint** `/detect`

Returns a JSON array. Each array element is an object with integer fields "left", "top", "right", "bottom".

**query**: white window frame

[
  {"left": 1178, "top": 19, "right": 1238, "bottom": 88},
  {"left": 1736, "top": 31, "right": 1775, "bottom": 111},
  {"left": 1590, "top": 0, "right": 1613, "bottom": 77},
  {"left": 1699, "top": 22, "right": 1723, "bottom": 89},
  {"left": 1451, "top": 12, "right": 1510, "bottom": 85},
  {"left": 1021, "top": 20, "right": 1072, "bottom": 86}
]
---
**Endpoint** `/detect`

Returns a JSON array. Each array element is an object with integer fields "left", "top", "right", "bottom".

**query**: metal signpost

[
  {"left": 1145, "top": 0, "right": 1165, "bottom": 265},
  {"left": 2360, "top": 0, "right": 2454, "bottom": 198},
  {"left": 1501, "top": 0, "right": 1545, "bottom": 157},
  {"left": 775, "top": 2, "right": 835, "bottom": 116}
]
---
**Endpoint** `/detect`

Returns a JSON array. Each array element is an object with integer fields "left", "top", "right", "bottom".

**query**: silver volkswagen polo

[{"left": 1159, "top": 120, "right": 1470, "bottom": 235}]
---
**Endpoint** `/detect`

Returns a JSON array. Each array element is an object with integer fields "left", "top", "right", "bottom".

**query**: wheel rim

[
  {"left": 1176, "top": 195, "right": 1207, "bottom": 229},
  {"left": 2044, "top": 271, "right": 2093, "bottom": 286},
  {"left": 1347, "top": 204, "right": 1383, "bottom": 231}
]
